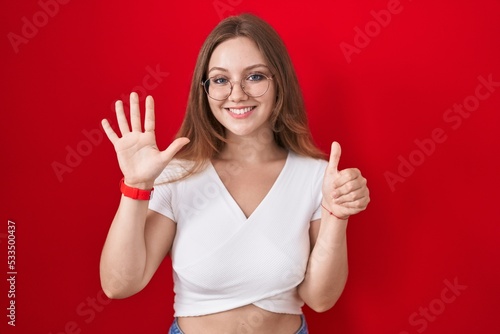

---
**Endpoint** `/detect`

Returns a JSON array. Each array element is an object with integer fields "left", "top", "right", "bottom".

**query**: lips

[
  {"left": 226, "top": 106, "right": 255, "bottom": 115},
  {"left": 224, "top": 106, "right": 256, "bottom": 119}
]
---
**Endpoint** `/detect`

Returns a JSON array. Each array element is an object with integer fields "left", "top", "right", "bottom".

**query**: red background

[{"left": 2, "top": 0, "right": 500, "bottom": 333}]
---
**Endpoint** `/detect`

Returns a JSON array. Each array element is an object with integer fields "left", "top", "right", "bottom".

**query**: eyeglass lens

[{"left": 203, "top": 74, "right": 271, "bottom": 100}]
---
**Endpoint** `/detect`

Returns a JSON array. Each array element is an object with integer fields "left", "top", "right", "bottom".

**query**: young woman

[{"left": 100, "top": 13, "right": 370, "bottom": 334}]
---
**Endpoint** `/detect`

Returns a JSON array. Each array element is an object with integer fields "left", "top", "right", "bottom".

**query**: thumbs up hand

[{"left": 322, "top": 142, "right": 370, "bottom": 220}]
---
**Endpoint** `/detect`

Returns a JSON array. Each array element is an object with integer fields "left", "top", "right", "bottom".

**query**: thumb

[
  {"left": 328, "top": 141, "right": 341, "bottom": 172},
  {"left": 160, "top": 137, "right": 190, "bottom": 162}
]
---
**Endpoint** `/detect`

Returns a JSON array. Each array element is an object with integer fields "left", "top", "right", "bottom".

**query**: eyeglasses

[{"left": 201, "top": 73, "right": 273, "bottom": 101}]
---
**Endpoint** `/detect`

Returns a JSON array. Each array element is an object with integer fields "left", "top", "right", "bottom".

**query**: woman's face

[{"left": 206, "top": 36, "right": 276, "bottom": 139}]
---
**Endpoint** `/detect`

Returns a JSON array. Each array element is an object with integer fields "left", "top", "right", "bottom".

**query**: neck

[{"left": 217, "top": 127, "right": 286, "bottom": 164}]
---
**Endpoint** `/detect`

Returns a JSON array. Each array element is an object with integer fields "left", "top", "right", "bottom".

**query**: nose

[{"left": 229, "top": 80, "right": 248, "bottom": 102}]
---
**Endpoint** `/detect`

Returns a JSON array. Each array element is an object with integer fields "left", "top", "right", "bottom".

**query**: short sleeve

[
  {"left": 310, "top": 159, "right": 328, "bottom": 221},
  {"left": 148, "top": 181, "right": 175, "bottom": 222},
  {"left": 148, "top": 160, "right": 190, "bottom": 222}
]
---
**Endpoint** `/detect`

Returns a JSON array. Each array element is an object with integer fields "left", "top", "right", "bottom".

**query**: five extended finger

[
  {"left": 144, "top": 95, "right": 155, "bottom": 132},
  {"left": 129, "top": 92, "right": 142, "bottom": 132},
  {"left": 115, "top": 100, "right": 130, "bottom": 135},
  {"left": 101, "top": 119, "right": 119, "bottom": 144},
  {"left": 159, "top": 137, "right": 191, "bottom": 163}
]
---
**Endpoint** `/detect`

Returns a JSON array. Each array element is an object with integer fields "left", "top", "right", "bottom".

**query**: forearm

[
  {"left": 100, "top": 196, "right": 150, "bottom": 298},
  {"left": 298, "top": 210, "right": 349, "bottom": 312}
]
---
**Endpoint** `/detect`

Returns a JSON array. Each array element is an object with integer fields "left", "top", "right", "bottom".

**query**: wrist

[
  {"left": 321, "top": 202, "right": 349, "bottom": 221},
  {"left": 122, "top": 177, "right": 155, "bottom": 190},
  {"left": 120, "top": 177, "right": 154, "bottom": 200}
]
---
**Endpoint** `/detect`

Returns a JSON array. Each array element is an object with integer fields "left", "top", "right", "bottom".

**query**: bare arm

[
  {"left": 298, "top": 216, "right": 348, "bottom": 312},
  {"left": 99, "top": 92, "right": 189, "bottom": 298},
  {"left": 99, "top": 199, "right": 176, "bottom": 298},
  {"left": 298, "top": 142, "right": 370, "bottom": 312}
]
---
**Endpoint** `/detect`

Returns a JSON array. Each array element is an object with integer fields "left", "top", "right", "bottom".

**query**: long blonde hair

[{"left": 173, "top": 13, "right": 324, "bottom": 179}]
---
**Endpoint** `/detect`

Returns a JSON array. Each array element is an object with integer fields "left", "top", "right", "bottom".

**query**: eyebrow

[{"left": 208, "top": 64, "right": 270, "bottom": 74}]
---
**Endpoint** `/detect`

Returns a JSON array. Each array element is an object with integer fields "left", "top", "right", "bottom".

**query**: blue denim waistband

[{"left": 168, "top": 314, "right": 308, "bottom": 334}]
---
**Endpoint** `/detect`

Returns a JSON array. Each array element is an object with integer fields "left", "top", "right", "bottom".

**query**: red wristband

[
  {"left": 321, "top": 203, "right": 349, "bottom": 220},
  {"left": 120, "top": 178, "right": 154, "bottom": 200}
]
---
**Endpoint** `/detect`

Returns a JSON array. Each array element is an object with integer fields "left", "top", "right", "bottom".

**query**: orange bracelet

[
  {"left": 120, "top": 178, "right": 154, "bottom": 200},
  {"left": 321, "top": 203, "right": 349, "bottom": 220}
]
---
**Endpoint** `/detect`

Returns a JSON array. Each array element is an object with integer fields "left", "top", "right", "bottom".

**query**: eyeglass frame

[{"left": 201, "top": 73, "right": 274, "bottom": 101}]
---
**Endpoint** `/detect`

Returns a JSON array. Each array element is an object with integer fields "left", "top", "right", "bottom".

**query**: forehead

[{"left": 208, "top": 36, "right": 267, "bottom": 73}]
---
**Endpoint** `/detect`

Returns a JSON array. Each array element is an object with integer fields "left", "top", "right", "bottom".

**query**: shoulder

[
  {"left": 288, "top": 151, "right": 328, "bottom": 172},
  {"left": 285, "top": 152, "right": 327, "bottom": 187},
  {"left": 155, "top": 159, "right": 199, "bottom": 184}
]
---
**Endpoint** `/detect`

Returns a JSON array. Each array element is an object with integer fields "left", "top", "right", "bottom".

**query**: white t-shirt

[{"left": 149, "top": 151, "right": 327, "bottom": 317}]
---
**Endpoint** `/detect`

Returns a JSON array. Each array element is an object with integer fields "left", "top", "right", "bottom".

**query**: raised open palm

[{"left": 101, "top": 92, "right": 189, "bottom": 188}]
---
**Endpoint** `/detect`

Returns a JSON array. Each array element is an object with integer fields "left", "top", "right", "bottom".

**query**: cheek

[
  {"left": 265, "top": 86, "right": 278, "bottom": 109},
  {"left": 208, "top": 99, "right": 222, "bottom": 114}
]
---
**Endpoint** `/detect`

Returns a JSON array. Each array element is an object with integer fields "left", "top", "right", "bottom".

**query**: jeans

[{"left": 168, "top": 314, "right": 308, "bottom": 334}]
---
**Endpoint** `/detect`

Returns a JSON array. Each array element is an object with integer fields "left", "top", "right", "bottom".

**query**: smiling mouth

[{"left": 226, "top": 106, "right": 255, "bottom": 115}]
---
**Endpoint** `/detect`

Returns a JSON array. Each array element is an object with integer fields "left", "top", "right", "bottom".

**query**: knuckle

[
  {"left": 344, "top": 182, "right": 354, "bottom": 193},
  {"left": 355, "top": 199, "right": 365, "bottom": 208}
]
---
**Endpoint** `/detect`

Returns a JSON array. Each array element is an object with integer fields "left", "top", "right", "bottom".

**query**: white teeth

[{"left": 228, "top": 107, "right": 253, "bottom": 115}]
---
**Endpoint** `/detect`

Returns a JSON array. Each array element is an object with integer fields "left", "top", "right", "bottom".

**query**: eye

[
  {"left": 211, "top": 77, "right": 229, "bottom": 85},
  {"left": 246, "top": 73, "right": 265, "bottom": 82}
]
